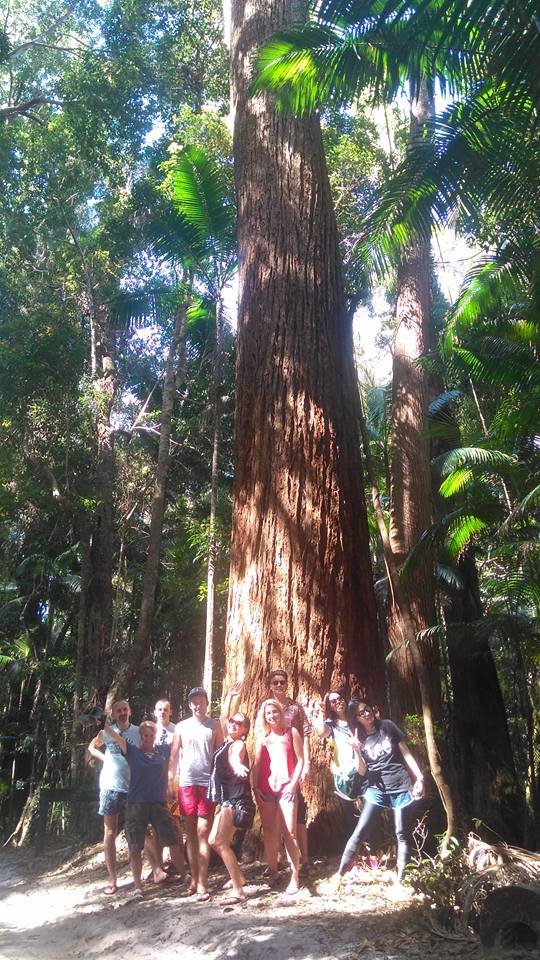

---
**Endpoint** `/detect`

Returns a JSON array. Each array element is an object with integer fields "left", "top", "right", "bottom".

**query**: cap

[{"left": 188, "top": 687, "right": 208, "bottom": 701}]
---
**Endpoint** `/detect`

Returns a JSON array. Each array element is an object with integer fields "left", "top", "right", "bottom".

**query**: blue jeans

[{"left": 338, "top": 799, "right": 412, "bottom": 880}]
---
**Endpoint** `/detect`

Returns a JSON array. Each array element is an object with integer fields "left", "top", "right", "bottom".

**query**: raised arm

[
  {"left": 103, "top": 721, "right": 127, "bottom": 754},
  {"left": 219, "top": 681, "right": 243, "bottom": 736},
  {"left": 312, "top": 701, "right": 331, "bottom": 739},
  {"left": 399, "top": 741, "right": 424, "bottom": 797}
]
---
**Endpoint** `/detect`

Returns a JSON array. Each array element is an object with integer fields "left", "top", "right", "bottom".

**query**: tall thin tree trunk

[
  {"left": 85, "top": 297, "right": 117, "bottom": 706},
  {"left": 359, "top": 404, "right": 457, "bottom": 846},
  {"left": 71, "top": 534, "right": 90, "bottom": 782},
  {"left": 226, "top": 0, "right": 384, "bottom": 835},
  {"left": 445, "top": 551, "right": 524, "bottom": 841},
  {"left": 106, "top": 302, "right": 188, "bottom": 708},
  {"left": 203, "top": 296, "right": 224, "bottom": 699},
  {"left": 387, "top": 80, "right": 440, "bottom": 722}
]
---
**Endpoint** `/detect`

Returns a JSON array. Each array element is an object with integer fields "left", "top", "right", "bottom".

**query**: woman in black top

[
  {"left": 325, "top": 700, "right": 424, "bottom": 892},
  {"left": 208, "top": 683, "right": 255, "bottom": 904}
]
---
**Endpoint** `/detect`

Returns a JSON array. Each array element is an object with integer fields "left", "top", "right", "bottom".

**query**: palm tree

[{"left": 105, "top": 146, "right": 236, "bottom": 708}]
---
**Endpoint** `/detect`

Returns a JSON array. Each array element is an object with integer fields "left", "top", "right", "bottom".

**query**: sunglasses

[
  {"left": 329, "top": 696, "right": 345, "bottom": 705},
  {"left": 271, "top": 679, "right": 287, "bottom": 686},
  {"left": 228, "top": 717, "right": 244, "bottom": 725},
  {"left": 357, "top": 707, "right": 372, "bottom": 716}
]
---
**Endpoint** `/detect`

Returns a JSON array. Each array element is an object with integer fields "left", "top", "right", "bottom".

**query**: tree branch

[
  {"left": 0, "top": 96, "right": 65, "bottom": 119},
  {"left": 8, "top": 9, "right": 73, "bottom": 58}
]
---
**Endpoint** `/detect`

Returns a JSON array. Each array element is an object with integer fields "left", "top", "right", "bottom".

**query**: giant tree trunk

[
  {"left": 106, "top": 303, "right": 188, "bottom": 708},
  {"left": 226, "top": 0, "right": 384, "bottom": 837},
  {"left": 446, "top": 551, "right": 524, "bottom": 842},
  {"left": 387, "top": 81, "right": 440, "bottom": 723}
]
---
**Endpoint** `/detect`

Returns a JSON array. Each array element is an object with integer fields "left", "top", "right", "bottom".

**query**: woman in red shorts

[{"left": 252, "top": 698, "right": 303, "bottom": 895}]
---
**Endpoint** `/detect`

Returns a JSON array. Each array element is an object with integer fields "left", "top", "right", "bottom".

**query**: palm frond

[
  {"left": 171, "top": 146, "right": 235, "bottom": 251},
  {"left": 433, "top": 446, "right": 516, "bottom": 480},
  {"left": 446, "top": 512, "right": 488, "bottom": 560},
  {"left": 438, "top": 467, "right": 474, "bottom": 498},
  {"left": 499, "top": 482, "right": 540, "bottom": 533},
  {"left": 435, "top": 562, "right": 464, "bottom": 591},
  {"left": 428, "top": 389, "right": 462, "bottom": 417}
]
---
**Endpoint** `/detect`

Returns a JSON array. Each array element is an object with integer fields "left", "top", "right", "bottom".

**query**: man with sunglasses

[{"left": 265, "top": 669, "right": 311, "bottom": 872}]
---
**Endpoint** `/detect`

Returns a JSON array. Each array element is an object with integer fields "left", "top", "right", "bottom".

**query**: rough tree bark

[
  {"left": 226, "top": 0, "right": 384, "bottom": 837},
  {"left": 387, "top": 80, "right": 441, "bottom": 723},
  {"left": 203, "top": 296, "right": 224, "bottom": 700},
  {"left": 105, "top": 302, "right": 188, "bottom": 709}
]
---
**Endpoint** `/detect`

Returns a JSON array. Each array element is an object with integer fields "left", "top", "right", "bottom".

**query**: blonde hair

[
  {"left": 258, "top": 698, "right": 285, "bottom": 736},
  {"left": 139, "top": 720, "right": 157, "bottom": 734}
]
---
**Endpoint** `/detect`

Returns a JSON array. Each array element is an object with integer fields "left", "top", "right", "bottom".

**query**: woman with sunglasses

[
  {"left": 252, "top": 698, "right": 303, "bottom": 895},
  {"left": 208, "top": 682, "right": 255, "bottom": 904},
  {"left": 313, "top": 690, "right": 363, "bottom": 837},
  {"left": 325, "top": 700, "right": 424, "bottom": 892}
]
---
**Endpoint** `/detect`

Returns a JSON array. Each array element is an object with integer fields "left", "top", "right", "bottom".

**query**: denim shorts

[
  {"left": 98, "top": 789, "right": 127, "bottom": 817},
  {"left": 364, "top": 787, "right": 414, "bottom": 809}
]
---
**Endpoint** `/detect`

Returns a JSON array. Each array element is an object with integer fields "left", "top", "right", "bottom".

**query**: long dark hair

[
  {"left": 323, "top": 688, "right": 348, "bottom": 721},
  {"left": 347, "top": 699, "right": 381, "bottom": 741}
]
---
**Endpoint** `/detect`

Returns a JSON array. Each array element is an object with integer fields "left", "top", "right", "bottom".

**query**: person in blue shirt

[{"left": 104, "top": 719, "right": 185, "bottom": 898}]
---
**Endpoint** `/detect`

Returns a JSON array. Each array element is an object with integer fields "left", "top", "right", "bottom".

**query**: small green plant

[{"left": 406, "top": 837, "right": 474, "bottom": 931}]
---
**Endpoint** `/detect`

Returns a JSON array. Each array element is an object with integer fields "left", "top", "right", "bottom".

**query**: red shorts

[{"left": 178, "top": 784, "right": 215, "bottom": 818}]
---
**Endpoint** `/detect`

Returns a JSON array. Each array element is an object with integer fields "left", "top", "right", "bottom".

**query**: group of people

[{"left": 88, "top": 668, "right": 424, "bottom": 902}]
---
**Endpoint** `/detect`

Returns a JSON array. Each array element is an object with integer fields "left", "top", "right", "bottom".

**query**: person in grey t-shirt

[{"left": 168, "top": 687, "right": 223, "bottom": 899}]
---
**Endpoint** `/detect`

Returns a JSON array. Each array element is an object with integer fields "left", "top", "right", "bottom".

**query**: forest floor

[{"left": 0, "top": 840, "right": 484, "bottom": 960}]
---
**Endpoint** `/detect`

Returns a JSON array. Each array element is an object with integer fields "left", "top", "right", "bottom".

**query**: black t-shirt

[{"left": 361, "top": 720, "right": 411, "bottom": 793}]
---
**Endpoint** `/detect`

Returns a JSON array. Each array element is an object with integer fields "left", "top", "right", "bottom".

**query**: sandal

[
  {"left": 221, "top": 895, "right": 247, "bottom": 906},
  {"left": 103, "top": 884, "right": 117, "bottom": 896},
  {"left": 196, "top": 891, "right": 211, "bottom": 902}
]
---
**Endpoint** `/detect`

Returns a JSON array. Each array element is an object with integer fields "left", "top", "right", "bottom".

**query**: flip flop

[
  {"left": 131, "top": 888, "right": 144, "bottom": 900},
  {"left": 196, "top": 891, "right": 211, "bottom": 902},
  {"left": 221, "top": 896, "right": 247, "bottom": 906},
  {"left": 103, "top": 884, "right": 117, "bottom": 896}
]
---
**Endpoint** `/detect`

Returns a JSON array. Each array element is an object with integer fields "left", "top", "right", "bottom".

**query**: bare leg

[
  {"left": 278, "top": 798, "right": 300, "bottom": 894},
  {"left": 297, "top": 822, "right": 308, "bottom": 864},
  {"left": 196, "top": 814, "right": 213, "bottom": 894},
  {"left": 169, "top": 841, "right": 186, "bottom": 879},
  {"left": 184, "top": 815, "right": 199, "bottom": 892},
  {"left": 209, "top": 808, "right": 246, "bottom": 899},
  {"left": 258, "top": 798, "right": 280, "bottom": 878},
  {"left": 130, "top": 850, "right": 144, "bottom": 892},
  {"left": 144, "top": 829, "right": 168, "bottom": 884},
  {"left": 103, "top": 815, "right": 118, "bottom": 888}
]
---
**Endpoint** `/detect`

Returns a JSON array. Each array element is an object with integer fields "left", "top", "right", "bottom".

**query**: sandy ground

[{"left": 0, "top": 842, "right": 483, "bottom": 960}]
